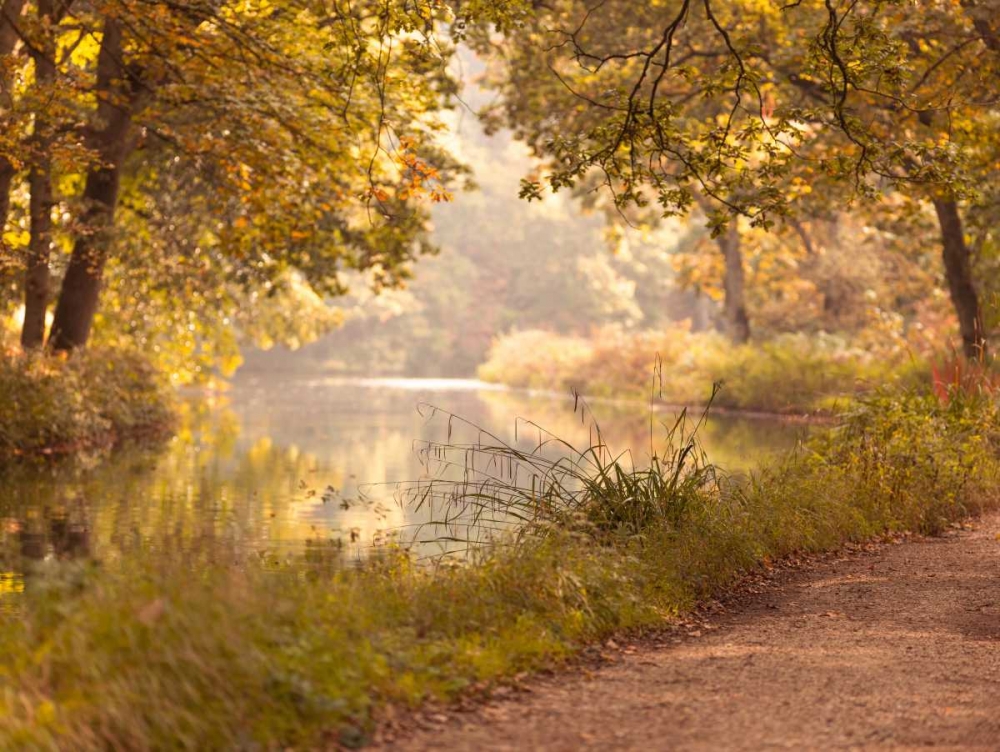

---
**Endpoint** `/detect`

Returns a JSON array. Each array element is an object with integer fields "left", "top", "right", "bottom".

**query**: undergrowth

[
  {"left": 477, "top": 325, "right": 923, "bottom": 413},
  {"left": 0, "top": 348, "right": 175, "bottom": 459},
  {"left": 0, "top": 384, "right": 997, "bottom": 749}
]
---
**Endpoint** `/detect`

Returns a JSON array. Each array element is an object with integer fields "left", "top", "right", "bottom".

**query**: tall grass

[
  {"left": 399, "top": 386, "right": 723, "bottom": 549},
  {"left": 0, "top": 384, "right": 997, "bottom": 749}
]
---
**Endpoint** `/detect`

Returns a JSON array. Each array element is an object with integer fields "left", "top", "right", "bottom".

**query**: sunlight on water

[{"left": 322, "top": 377, "right": 510, "bottom": 392}]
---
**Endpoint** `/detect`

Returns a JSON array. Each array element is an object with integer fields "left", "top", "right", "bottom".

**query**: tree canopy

[
  {"left": 470, "top": 0, "right": 999, "bottom": 354},
  {"left": 0, "top": 0, "right": 997, "bottom": 372},
  {"left": 0, "top": 0, "right": 527, "bottom": 372}
]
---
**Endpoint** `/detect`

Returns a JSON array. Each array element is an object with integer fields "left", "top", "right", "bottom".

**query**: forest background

[{"left": 0, "top": 0, "right": 996, "bottom": 415}]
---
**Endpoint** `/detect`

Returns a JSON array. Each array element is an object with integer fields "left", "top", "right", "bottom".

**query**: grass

[
  {"left": 477, "top": 325, "right": 923, "bottom": 413},
  {"left": 0, "top": 383, "right": 998, "bottom": 749},
  {"left": 0, "top": 348, "right": 175, "bottom": 460}
]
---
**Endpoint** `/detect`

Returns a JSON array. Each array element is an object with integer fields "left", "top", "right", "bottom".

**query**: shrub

[
  {"left": 478, "top": 326, "right": 920, "bottom": 413},
  {"left": 0, "top": 348, "right": 175, "bottom": 458},
  {"left": 476, "top": 329, "right": 593, "bottom": 392}
]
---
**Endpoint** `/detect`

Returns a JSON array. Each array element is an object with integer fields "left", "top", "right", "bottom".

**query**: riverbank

[
  {"left": 0, "top": 387, "right": 997, "bottom": 749},
  {"left": 393, "top": 511, "right": 1000, "bottom": 750},
  {"left": 477, "top": 327, "right": 924, "bottom": 414},
  {"left": 0, "top": 348, "right": 176, "bottom": 461}
]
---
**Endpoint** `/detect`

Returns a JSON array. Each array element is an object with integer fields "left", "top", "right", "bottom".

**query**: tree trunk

[
  {"left": 21, "top": 155, "right": 52, "bottom": 347},
  {"left": 20, "top": 0, "right": 57, "bottom": 348},
  {"left": 0, "top": 0, "right": 24, "bottom": 59},
  {"left": 960, "top": 0, "right": 1000, "bottom": 52},
  {"left": 716, "top": 225, "right": 751, "bottom": 344},
  {"left": 0, "top": 0, "right": 27, "bottom": 236},
  {"left": 691, "top": 289, "right": 712, "bottom": 333},
  {"left": 48, "top": 18, "right": 136, "bottom": 352},
  {"left": 0, "top": 161, "right": 13, "bottom": 234},
  {"left": 932, "top": 198, "right": 985, "bottom": 359}
]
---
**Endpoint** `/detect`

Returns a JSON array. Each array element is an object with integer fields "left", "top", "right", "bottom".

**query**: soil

[{"left": 384, "top": 513, "right": 1000, "bottom": 751}]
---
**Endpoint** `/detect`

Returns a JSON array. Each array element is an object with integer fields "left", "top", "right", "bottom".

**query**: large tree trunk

[
  {"left": 933, "top": 198, "right": 985, "bottom": 359},
  {"left": 0, "top": 0, "right": 27, "bottom": 236},
  {"left": 20, "top": 0, "right": 56, "bottom": 348},
  {"left": 47, "top": 163, "right": 124, "bottom": 350},
  {"left": 716, "top": 224, "right": 751, "bottom": 344},
  {"left": 960, "top": 0, "right": 1000, "bottom": 52},
  {"left": 48, "top": 18, "right": 136, "bottom": 352}
]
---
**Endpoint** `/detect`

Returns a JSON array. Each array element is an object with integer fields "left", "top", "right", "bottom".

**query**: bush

[
  {"left": 705, "top": 333, "right": 900, "bottom": 413},
  {"left": 0, "top": 348, "right": 175, "bottom": 458},
  {"left": 476, "top": 329, "right": 594, "bottom": 392},
  {"left": 478, "top": 326, "right": 920, "bottom": 413}
]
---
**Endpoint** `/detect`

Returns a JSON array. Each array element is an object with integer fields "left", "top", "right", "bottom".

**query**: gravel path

[{"left": 388, "top": 513, "right": 1000, "bottom": 751}]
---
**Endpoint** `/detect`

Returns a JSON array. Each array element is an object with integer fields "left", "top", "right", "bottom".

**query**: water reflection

[{"left": 0, "top": 378, "right": 807, "bottom": 604}]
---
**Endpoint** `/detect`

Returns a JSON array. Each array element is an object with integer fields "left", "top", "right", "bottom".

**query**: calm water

[{"left": 0, "top": 378, "right": 806, "bottom": 602}]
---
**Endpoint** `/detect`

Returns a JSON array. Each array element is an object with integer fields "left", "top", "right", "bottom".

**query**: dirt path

[{"left": 389, "top": 513, "right": 1000, "bottom": 751}]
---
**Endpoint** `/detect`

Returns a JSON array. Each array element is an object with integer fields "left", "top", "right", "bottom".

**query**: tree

[
  {"left": 47, "top": 14, "right": 138, "bottom": 350},
  {"left": 20, "top": 0, "right": 63, "bottom": 347},
  {"left": 1, "top": 0, "right": 531, "bottom": 364},
  {"left": 470, "top": 0, "right": 1000, "bottom": 356},
  {"left": 0, "top": 0, "right": 27, "bottom": 235}
]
